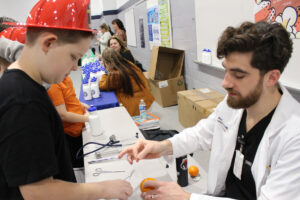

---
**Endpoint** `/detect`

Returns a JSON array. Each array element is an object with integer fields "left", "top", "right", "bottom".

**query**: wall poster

[
  {"left": 254, "top": 0, "right": 300, "bottom": 38},
  {"left": 147, "top": 0, "right": 172, "bottom": 48}
]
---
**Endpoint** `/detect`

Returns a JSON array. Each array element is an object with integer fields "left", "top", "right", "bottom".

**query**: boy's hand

[{"left": 81, "top": 103, "right": 89, "bottom": 113}]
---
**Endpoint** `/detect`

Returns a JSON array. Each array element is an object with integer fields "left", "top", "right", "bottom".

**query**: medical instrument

[
  {"left": 76, "top": 133, "right": 139, "bottom": 159},
  {"left": 93, "top": 168, "right": 125, "bottom": 176},
  {"left": 76, "top": 135, "right": 121, "bottom": 159},
  {"left": 124, "top": 169, "right": 135, "bottom": 181},
  {"left": 88, "top": 155, "right": 119, "bottom": 164},
  {"left": 95, "top": 149, "right": 121, "bottom": 159}
]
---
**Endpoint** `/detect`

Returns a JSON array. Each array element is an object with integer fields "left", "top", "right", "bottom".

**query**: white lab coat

[{"left": 170, "top": 86, "right": 300, "bottom": 200}]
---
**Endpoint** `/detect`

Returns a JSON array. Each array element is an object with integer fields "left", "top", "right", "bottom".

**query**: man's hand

[
  {"left": 118, "top": 139, "right": 173, "bottom": 164},
  {"left": 141, "top": 180, "right": 191, "bottom": 200}
]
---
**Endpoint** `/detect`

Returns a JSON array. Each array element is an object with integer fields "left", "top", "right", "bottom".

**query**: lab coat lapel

[{"left": 208, "top": 107, "right": 243, "bottom": 194}]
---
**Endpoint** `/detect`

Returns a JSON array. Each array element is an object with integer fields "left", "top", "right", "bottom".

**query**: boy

[
  {"left": 0, "top": 0, "right": 132, "bottom": 199},
  {"left": 48, "top": 76, "right": 90, "bottom": 168}
]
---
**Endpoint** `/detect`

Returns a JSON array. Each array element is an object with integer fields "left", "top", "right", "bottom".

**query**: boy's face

[{"left": 39, "top": 34, "right": 91, "bottom": 84}]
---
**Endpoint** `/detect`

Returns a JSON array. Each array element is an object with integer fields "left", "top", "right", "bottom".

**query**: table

[
  {"left": 79, "top": 85, "right": 119, "bottom": 110},
  {"left": 82, "top": 107, "right": 207, "bottom": 199}
]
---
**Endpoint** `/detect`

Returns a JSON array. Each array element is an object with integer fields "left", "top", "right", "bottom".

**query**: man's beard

[{"left": 226, "top": 78, "right": 263, "bottom": 109}]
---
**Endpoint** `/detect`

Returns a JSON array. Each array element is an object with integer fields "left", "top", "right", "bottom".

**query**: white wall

[
  {"left": 0, "top": 0, "right": 38, "bottom": 22},
  {"left": 102, "top": 0, "right": 117, "bottom": 11},
  {"left": 1, "top": 0, "right": 104, "bottom": 20},
  {"left": 91, "top": 0, "right": 103, "bottom": 16},
  {"left": 116, "top": 0, "right": 130, "bottom": 9}
]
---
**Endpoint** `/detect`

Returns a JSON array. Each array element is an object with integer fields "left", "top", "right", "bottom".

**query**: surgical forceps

[{"left": 93, "top": 168, "right": 125, "bottom": 176}]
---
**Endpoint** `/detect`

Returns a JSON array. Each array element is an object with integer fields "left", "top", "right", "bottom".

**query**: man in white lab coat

[{"left": 119, "top": 21, "right": 300, "bottom": 200}]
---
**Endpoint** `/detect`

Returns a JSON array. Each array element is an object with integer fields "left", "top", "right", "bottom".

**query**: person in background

[
  {"left": 99, "top": 48, "right": 154, "bottom": 116},
  {"left": 90, "top": 29, "right": 99, "bottom": 56},
  {"left": 0, "top": 16, "right": 17, "bottom": 32},
  {"left": 0, "top": 17, "right": 24, "bottom": 78},
  {"left": 98, "top": 23, "right": 111, "bottom": 55},
  {"left": 112, "top": 18, "right": 127, "bottom": 45},
  {"left": 0, "top": 0, "right": 132, "bottom": 199},
  {"left": 108, "top": 36, "right": 134, "bottom": 63},
  {"left": 108, "top": 36, "right": 145, "bottom": 72},
  {"left": 119, "top": 21, "right": 300, "bottom": 199},
  {"left": 47, "top": 76, "right": 90, "bottom": 169},
  {"left": 0, "top": 27, "right": 26, "bottom": 78},
  {"left": 108, "top": 25, "right": 114, "bottom": 36}
]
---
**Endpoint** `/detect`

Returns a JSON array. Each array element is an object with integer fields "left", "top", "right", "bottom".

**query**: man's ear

[
  {"left": 265, "top": 69, "right": 281, "bottom": 87},
  {"left": 40, "top": 33, "right": 58, "bottom": 54}
]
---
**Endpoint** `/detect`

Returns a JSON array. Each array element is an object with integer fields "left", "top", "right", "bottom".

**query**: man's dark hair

[
  {"left": 0, "top": 16, "right": 17, "bottom": 32},
  {"left": 26, "top": 27, "right": 94, "bottom": 46},
  {"left": 217, "top": 21, "right": 293, "bottom": 74}
]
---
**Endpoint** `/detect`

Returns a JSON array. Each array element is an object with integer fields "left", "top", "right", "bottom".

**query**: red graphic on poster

[{"left": 254, "top": 0, "right": 300, "bottom": 38}]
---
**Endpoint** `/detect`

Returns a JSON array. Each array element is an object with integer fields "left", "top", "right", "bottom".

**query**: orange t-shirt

[{"left": 47, "top": 76, "right": 84, "bottom": 137}]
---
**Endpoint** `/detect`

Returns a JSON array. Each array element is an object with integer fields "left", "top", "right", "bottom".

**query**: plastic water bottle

[
  {"left": 201, "top": 49, "right": 207, "bottom": 63},
  {"left": 82, "top": 78, "right": 92, "bottom": 100},
  {"left": 206, "top": 49, "right": 212, "bottom": 65},
  {"left": 90, "top": 77, "right": 100, "bottom": 98},
  {"left": 139, "top": 99, "right": 146, "bottom": 120},
  {"left": 96, "top": 67, "right": 103, "bottom": 83},
  {"left": 88, "top": 106, "right": 104, "bottom": 136}
]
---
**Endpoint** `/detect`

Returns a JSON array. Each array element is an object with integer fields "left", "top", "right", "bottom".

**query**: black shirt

[
  {"left": 120, "top": 50, "right": 145, "bottom": 72},
  {"left": 0, "top": 69, "right": 75, "bottom": 200},
  {"left": 225, "top": 108, "right": 276, "bottom": 200},
  {"left": 120, "top": 50, "right": 135, "bottom": 64}
]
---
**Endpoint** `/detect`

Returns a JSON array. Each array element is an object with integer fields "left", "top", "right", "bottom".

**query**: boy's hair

[
  {"left": 26, "top": 27, "right": 94, "bottom": 46},
  {"left": 217, "top": 21, "right": 293, "bottom": 74},
  {"left": 0, "top": 16, "right": 17, "bottom": 32}
]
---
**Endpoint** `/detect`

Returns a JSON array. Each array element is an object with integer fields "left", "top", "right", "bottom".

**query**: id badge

[{"left": 233, "top": 150, "right": 244, "bottom": 180}]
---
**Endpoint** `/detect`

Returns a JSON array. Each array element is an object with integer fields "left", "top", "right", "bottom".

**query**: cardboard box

[
  {"left": 178, "top": 88, "right": 225, "bottom": 127},
  {"left": 145, "top": 46, "right": 186, "bottom": 107},
  {"left": 148, "top": 76, "right": 186, "bottom": 107},
  {"left": 148, "top": 46, "right": 184, "bottom": 80}
]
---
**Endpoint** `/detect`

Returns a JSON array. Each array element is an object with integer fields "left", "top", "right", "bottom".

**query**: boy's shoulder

[{"left": 0, "top": 69, "right": 48, "bottom": 107}]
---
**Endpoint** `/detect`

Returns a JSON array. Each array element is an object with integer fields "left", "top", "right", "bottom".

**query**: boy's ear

[{"left": 41, "top": 33, "right": 58, "bottom": 54}]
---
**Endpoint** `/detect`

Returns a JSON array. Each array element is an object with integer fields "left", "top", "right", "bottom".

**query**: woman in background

[
  {"left": 108, "top": 36, "right": 134, "bottom": 63},
  {"left": 112, "top": 19, "right": 127, "bottom": 45},
  {"left": 99, "top": 48, "right": 153, "bottom": 116},
  {"left": 98, "top": 23, "right": 111, "bottom": 55}
]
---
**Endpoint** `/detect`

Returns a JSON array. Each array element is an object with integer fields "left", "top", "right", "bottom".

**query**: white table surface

[{"left": 82, "top": 106, "right": 207, "bottom": 199}]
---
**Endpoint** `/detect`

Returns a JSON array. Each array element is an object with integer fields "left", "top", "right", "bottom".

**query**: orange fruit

[
  {"left": 140, "top": 178, "right": 156, "bottom": 192},
  {"left": 188, "top": 165, "right": 199, "bottom": 177}
]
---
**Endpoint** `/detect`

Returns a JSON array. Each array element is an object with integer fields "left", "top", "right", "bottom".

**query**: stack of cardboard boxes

[
  {"left": 177, "top": 88, "right": 225, "bottom": 128},
  {"left": 144, "top": 46, "right": 186, "bottom": 107}
]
